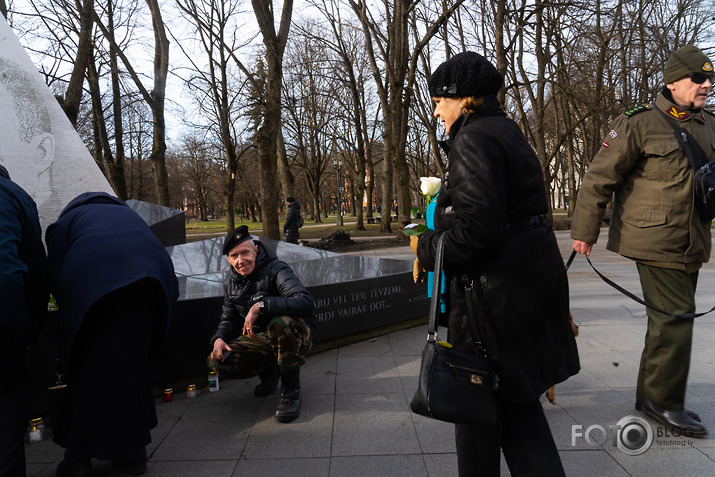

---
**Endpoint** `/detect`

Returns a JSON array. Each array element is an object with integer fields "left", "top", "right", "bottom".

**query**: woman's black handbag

[{"left": 410, "top": 233, "right": 498, "bottom": 426}]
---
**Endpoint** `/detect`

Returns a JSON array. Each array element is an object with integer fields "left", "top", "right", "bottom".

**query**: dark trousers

[
  {"left": 53, "top": 282, "right": 159, "bottom": 462},
  {"left": 636, "top": 263, "right": 697, "bottom": 410},
  {"left": 0, "top": 382, "right": 31, "bottom": 477},
  {"left": 455, "top": 398, "right": 564, "bottom": 477}
]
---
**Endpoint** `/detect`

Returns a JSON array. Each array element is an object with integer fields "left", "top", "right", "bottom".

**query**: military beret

[
  {"left": 663, "top": 44, "right": 713, "bottom": 84},
  {"left": 222, "top": 225, "right": 253, "bottom": 255},
  {"left": 428, "top": 51, "right": 503, "bottom": 98}
]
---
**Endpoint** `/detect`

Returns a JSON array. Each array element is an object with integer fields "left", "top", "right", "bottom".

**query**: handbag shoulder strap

[
  {"left": 658, "top": 108, "right": 710, "bottom": 170},
  {"left": 427, "top": 232, "right": 490, "bottom": 355},
  {"left": 427, "top": 233, "right": 447, "bottom": 342}
]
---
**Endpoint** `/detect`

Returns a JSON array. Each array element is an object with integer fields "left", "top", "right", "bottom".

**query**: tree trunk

[
  {"left": 62, "top": 0, "right": 94, "bottom": 127},
  {"left": 146, "top": 0, "right": 170, "bottom": 206},
  {"left": 251, "top": 0, "right": 293, "bottom": 240},
  {"left": 277, "top": 128, "right": 295, "bottom": 201}
]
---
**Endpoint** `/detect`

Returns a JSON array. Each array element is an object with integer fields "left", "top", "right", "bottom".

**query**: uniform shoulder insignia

[{"left": 624, "top": 104, "right": 653, "bottom": 117}]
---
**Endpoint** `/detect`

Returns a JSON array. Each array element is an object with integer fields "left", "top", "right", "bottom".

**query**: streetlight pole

[{"left": 333, "top": 159, "right": 343, "bottom": 226}]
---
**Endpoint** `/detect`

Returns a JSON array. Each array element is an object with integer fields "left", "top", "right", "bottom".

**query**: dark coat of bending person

[
  {"left": 414, "top": 52, "right": 579, "bottom": 477},
  {"left": 46, "top": 192, "right": 179, "bottom": 477},
  {"left": 0, "top": 164, "right": 49, "bottom": 477}
]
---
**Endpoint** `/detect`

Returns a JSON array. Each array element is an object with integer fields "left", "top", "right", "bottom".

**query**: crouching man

[{"left": 209, "top": 226, "right": 315, "bottom": 423}]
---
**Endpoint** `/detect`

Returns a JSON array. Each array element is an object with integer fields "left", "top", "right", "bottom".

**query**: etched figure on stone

[
  {"left": 208, "top": 225, "right": 316, "bottom": 423},
  {"left": 0, "top": 57, "right": 55, "bottom": 216}
]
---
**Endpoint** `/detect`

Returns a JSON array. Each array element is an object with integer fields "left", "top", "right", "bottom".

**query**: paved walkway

[{"left": 25, "top": 230, "right": 715, "bottom": 476}]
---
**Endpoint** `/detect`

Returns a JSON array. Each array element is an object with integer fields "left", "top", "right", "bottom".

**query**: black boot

[
  {"left": 275, "top": 368, "right": 302, "bottom": 423},
  {"left": 254, "top": 363, "right": 280, "bottom": 397}
]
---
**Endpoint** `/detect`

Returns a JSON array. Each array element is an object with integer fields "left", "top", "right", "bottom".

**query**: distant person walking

[
  {"left": 0, "top": 164, "right": 49, "bottom": 477},
  {"left": 46, "top": 192, "right": 179, "bottom": 476},
  {"left": 283, "top": 196, "right": 302, "bottom": 244}
]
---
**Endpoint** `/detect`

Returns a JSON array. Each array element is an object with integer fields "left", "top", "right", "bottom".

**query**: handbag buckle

[
  {"left": 470, "top": 374, "right": 483, "bottom": 385},
  {"left": 427, "top": 331, "right": 438, "bottom": 343}
]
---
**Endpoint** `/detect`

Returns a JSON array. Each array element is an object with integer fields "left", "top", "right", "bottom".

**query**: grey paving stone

[
  {"left": 147, "top": 460, "right": 238, "bottom": 476},
  {"left": 242, "top": 394, "right": 334, "bottom": 459},
  {"left": 338, "top": 336, "right": 394, "bottom": 357},
  {"left": 302, "top": 350, "right": 338, "bottom": 395},
  {"left": 559, "top": 449, "right": 630, "bottom": 476},
  {"left": 150, "top": 416, "right": 252, "bottom": 461},
  {"left": 421, "top": 453, "right": 459, "bottom": 477},
  {"left": 388, "top": 326, "right": 428, "bottom": 356},
  {"left": 329, "top": 455, "right": 428, "bottom": 477},
  {"left": 234, "top": 457, "right": 330, "bottom": 476},
  {"left": 332, "top": 393, "right": 421, "bottom": 456},
  {"left": 335, "top": 355, "right": 403, "bottom": 395},
  {"left": 610, "top": 446, "right": 715, "bottom": 475},
  {"left": 411, "top": 413, "right": 456, "bottom": 454}
]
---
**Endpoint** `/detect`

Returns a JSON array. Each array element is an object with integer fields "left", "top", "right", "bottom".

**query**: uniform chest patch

[{"left": 609, "top": 130, "right": 617, "bottom": 138}]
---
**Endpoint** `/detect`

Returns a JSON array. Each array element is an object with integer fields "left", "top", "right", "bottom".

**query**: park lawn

[{"left": 185, "top": 215, "right": 418, "bottom": 241}]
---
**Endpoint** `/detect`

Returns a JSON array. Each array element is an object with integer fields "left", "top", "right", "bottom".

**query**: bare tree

[
  {"left": 347, "top": 0, "right": 466, "bottom": 231},
  {"left": 174, "top": 0, "right": 255, "bottom": 231},
  {"left": 249, "top": 0, "right": 293, "bottom": 240}
]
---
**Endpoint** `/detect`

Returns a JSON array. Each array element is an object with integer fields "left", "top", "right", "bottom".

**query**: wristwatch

[{"left": 258, "top": 301, "right": 266, "bottom": 315}]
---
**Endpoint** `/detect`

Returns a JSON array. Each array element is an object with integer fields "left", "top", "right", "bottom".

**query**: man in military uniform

[
  {"left": 571, "top": 45, "right": 715, "bottom": 436},
  {"left": 209, "top": 225, "right": 315, "bottom": 423}
]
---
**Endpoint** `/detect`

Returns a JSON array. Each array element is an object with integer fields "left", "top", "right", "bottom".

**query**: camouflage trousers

[{"left": 208, "top": 315, "right": 312, "bottom": 379}]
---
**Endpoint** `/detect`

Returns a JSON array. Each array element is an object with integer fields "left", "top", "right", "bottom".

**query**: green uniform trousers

[
  {"left": 635, "top": 263, "right": 697, "bottom": 411},
  {"left": 209, "top": 315, "right": 312, "bottom": 378}
]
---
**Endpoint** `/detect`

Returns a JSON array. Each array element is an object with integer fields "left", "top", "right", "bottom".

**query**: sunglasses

[{"left": 688, "top": 72, "right": 715, "bottom": 84}]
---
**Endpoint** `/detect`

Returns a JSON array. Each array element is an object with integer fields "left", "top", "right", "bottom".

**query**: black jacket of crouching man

[{"left": 210, "top": 240, "right": 316, "bottom": 346}]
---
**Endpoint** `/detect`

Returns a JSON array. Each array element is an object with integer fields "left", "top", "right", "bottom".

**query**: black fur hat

[
  {"left": 428, "top": 52, "right": 503, "bottom": 98},
  {"left": 222, "top": 225, "right": 253, "bottom": 255}
]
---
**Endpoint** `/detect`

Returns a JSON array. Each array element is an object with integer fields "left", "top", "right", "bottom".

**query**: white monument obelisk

[{"left": 0, "top": 15, "right": 114, "bottom": 232}]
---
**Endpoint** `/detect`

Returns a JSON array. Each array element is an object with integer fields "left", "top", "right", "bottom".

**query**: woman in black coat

[
  {"left": 46, "top": 192, "right": 179, "bottom": 476},
  {"left": 283, "top": 197, "right": 302, "bottom": 244},
  {"left": 415, "top": 52, "right": 579, "bottom": 476}
]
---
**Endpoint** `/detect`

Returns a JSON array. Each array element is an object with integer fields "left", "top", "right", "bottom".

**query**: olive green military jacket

[{"left": 571, "top": 93, "right": 715, "bottom": 266}]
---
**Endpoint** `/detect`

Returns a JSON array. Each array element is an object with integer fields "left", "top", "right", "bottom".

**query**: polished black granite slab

[{"left": 127, "top": 199, "right": 186, "bottom": 247}]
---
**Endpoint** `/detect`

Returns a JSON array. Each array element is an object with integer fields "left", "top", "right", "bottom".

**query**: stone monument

[{"left": 0, "top": 16, "right": 114, "bottom": 232}]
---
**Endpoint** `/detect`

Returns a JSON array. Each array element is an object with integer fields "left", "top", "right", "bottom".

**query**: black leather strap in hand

[{"left": 566, "top": 250, "right": 713, "bottom": 319}]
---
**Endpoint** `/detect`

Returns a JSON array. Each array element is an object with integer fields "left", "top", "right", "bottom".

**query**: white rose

[{"left": 420, "top": 177, "right": 441, "bottom": 197}]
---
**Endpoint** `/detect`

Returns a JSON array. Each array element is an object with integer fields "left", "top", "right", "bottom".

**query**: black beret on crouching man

[
  {"left": 210, "top": 225, "right": 316, "bottom": 423},
  {"left": 414, "top": 51, "right": 579, "bottom": 476}
]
